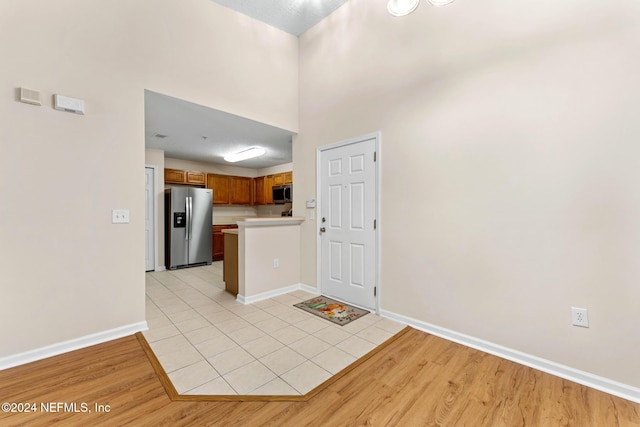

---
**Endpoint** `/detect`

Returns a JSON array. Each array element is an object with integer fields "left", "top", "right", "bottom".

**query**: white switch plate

[{"left": 112, "top": 209, "right": 130, "bottom": 224}]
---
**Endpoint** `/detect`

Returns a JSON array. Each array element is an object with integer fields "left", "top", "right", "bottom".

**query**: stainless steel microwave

[{"left": 272, "top": 184, "right": 292, "bottom": 204}]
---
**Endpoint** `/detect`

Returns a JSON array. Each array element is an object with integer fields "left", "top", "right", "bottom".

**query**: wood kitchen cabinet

[
  {"left": 253, "top": 175, "right": 273, "bottom": 205},
  {"left": 272, "top": 171, "right": 293, "bottom": 186},
  {"left": 186, "top": 171, "right": 205, "bottom": 185},
  {"left": 252, "top": 171, "right": 292, "bottom": 205},
  {"left": 207, "top": 174, "right": 253, "bottom": 205},
  {"left": 212, "top": 224, "right": 238, "bottom": 261},
  {"left": 229, "top": 176, "right": 252, "bottom": 205},
  {"left": 223, "top": 231, "right": 238, "bottom": 296},
  {"left": 254, "top": 176, "right": 265, "bottom": 205},
  {"left": 164, "top": 168, "right": 186, "bottom": 184},
  {"left": 264, "top": 175, "right": 274, "bottom": 204},
  {"left": 206, "top": 174, "right": 230, "bottom": 204},
  {"left": 165, "top": 168, "right": 206, "bottom": 186}
]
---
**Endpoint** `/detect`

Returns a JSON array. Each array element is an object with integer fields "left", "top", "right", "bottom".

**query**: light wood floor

[{"left": 1, "top": 328, "right": 638, "bottom": 426}]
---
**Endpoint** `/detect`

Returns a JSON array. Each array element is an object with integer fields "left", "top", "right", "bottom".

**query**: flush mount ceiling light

[
  {"left": 388, "top": 0, "right": 455, "bottom": 16},
  {"left": 428, "top": 0, "right": 455, "bottom": 5},
  {"left": 224, "top": 146, "right": 266, "bottom": 163},
  {"left": 387, "top": 0, "right": 419, "bottom": 16}
]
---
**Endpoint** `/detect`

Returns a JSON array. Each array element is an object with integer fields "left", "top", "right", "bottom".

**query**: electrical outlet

[
  {"left": 112, "top": 209, "right": 130, "bottom": 224},
  {"left": 571, "top": 307, "right": 589, "bottom": 328},
  {"left": 273, "top": 258, "right": 279, "bottom": 268}
]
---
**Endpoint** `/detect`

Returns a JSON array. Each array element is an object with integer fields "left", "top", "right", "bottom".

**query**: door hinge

[
  {"left": 374, "top": 151, "right": 377, "bottom": 162},
  {"left": 374, "top": 219, "right": 377, "bottom": 230},
  {"left": 374, "top": 287, "right": 377, "bottom": 297}
]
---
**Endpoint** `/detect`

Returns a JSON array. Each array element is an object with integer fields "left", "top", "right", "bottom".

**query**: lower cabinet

[
  {"left": 212, "top": 224, "right": 238, "bottom": 261},
  {"left": 223, "top": 232, "right": 238, "bottom": 296}
]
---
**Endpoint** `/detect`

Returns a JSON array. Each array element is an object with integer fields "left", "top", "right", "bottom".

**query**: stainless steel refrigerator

[{"left": 165, "top": 187, "right": 212, "bottom": 270}]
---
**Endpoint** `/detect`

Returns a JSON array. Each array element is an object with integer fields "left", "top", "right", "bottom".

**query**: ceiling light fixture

[
  {"left": 427, "top": 0, "right": 455, "bottom": 5},
  {"left": 387, "top": 0, "right": 454, "bottom": 16},
  {"left": 387, "top": 0, "right": 419, "bottom": 16},
  {"left": 224, "top": 146, "right": 266, "bottom": 163}
]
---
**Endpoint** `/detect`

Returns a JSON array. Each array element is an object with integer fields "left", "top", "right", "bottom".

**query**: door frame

[
  {"left": 145, "top": 164, "right": 158, "bottom": 272},
  {"left": 316, "top": 131, "right": 381, "bottom": 313}
]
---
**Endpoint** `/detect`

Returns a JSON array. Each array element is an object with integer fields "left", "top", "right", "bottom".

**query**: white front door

[
  {"left": 145, "top": 166, "right": 155, "bottom": 272},
  {"left": 319, "top": 134, "right": 378, "bottom": 310}
]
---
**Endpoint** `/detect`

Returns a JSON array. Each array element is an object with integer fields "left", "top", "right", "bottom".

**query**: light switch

[{"left": 112, "top": 209, "right": 130, "bottom": 224}]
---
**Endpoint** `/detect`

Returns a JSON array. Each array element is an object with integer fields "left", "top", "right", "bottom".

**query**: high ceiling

[
  {"left": 209, "top": 0, "right": 350, "bottom": 36},
  {"left": 145, "top": 2, "right": 350, "bottom": 169}
]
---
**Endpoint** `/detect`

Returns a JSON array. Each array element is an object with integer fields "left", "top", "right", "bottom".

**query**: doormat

[{"left": 293, "top": 296, "right": 369, "bottom": 326}]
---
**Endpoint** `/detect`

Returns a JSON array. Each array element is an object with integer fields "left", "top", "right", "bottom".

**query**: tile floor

[{"left": 144, "top": 263, "right": 405, "bottom": 396}]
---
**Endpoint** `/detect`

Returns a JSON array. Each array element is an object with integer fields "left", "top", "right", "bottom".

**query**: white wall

[
  {"left": 297, "top": 0, "right": 640, "bottom": 388},
  {"left": 0, "top": 0, "right": 297, "bottom": 362},
  {"left": 239, "top": 225, "right": 301, "bottom": 298}
]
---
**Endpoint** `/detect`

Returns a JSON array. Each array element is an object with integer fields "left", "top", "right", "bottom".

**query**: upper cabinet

[
  {"left": 164, "top": 168, "right": 186, "bottom": 184},
  {"left": 165, "top": 168, "right": 206, "bottom": 186},
  {"left": 206, "top": 174, "right": 230, "bottom": 204},
  {"left": 229, "top": 176, "right": 252, "bottom": 205},
  {"left": 165, "top": 167, "right": 292, "bottom": 205},
  {"left": 186, "top": 171, "right": 205, "bottom": 185},
  {"left": 264, "top": 175, "right": 274, "bottom": 204},
  {"left": 272, "top": 172, "right": 292, "bottom": 186},
  {"left": 254, "top": 176, "right": 266, "bottom": 205}
]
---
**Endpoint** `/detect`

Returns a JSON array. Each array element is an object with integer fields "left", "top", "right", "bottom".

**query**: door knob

[{"left": 320, "top": 227, "right": 326, "bottom": 233}]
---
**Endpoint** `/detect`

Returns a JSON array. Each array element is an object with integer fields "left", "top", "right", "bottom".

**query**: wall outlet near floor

[
  {"left": 571, "top": 307, "right": 589, "bottom": 327},
  {"left": 273, "top": 258, "right": 279, "bottom": 268},
  {"left": 112, "top": 209, "right": 130, "bottom": 224}
]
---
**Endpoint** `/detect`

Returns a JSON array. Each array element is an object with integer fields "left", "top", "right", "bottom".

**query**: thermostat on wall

[
  {"left": 53, "top": 94, "right": 85, "bottom": 115},
  {"left": 306, "top": 199, "right": 316, "bottom": 208}
]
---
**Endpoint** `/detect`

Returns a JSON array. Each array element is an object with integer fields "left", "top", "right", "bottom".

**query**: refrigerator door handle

[
  {"left": 185, "top": 197, "right": 191, "bottom": 241},
  {"left": 188, "top": 196, "right": 194, "bottom": 240}
]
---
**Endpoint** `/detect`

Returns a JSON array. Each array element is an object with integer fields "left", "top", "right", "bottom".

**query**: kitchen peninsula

[{"left": 223, "top": 217, "right": 305, "bottom": 303}]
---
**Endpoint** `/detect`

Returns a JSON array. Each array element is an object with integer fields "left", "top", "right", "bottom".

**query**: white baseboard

[
  {"left": 379, "top": 309, "right": 640, "bottom": 404},
  {"left": 299, "top": 283, "right": 321, "bottom": 296},
  {"left": 237, "top": 283, "right": 320, "bottom": 305},
  {"left": 0, "top": 321, "right": 148, "bottom": 371}
]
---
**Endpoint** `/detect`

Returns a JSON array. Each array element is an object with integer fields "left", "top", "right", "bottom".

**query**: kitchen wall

[
  {"left": 297, "top": 0, "right": 640, "bottom": 392},
  {"left": 0, "top": 0, "right": 297, "bottom": 365},
  {"left": 164, "top": 157, "right": 258, "bottom": 178}
]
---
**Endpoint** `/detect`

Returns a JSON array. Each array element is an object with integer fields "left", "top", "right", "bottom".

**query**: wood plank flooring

[{"left": 1, "top": 327, "right": 638, "bottom": 426}]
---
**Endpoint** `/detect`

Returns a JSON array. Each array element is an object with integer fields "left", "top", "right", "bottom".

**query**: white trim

[
  {"left": 145, "top": 164, "right": 160, "bottom": 271},
  {"left": 316, "top": 132, "right": 381, "bottom": 311},
  {"left": 237, "top": 283, "right": 321, "bottom": 305},
  {"left": 299, "top": 283, "right": 321, "bottom": 295},
  {"left": 0, "top": 321, "right": 148, "bottom": 371},
  {"left": 379, "top": 309, "right": 640, "bottom": 404}
]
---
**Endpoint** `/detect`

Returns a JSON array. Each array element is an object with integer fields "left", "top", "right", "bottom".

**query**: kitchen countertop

[
  {"left": 213, "top": 215, "right": 284, "bottom": 225},
  {"left": 237, "top": 217, "right": 305, "bottom": 227},
  {"left": 221, "top": 228, "right": 238, "bottom": 235},
  {"left": 213, "top": 216, "right": 299, "bottom": 225}
]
